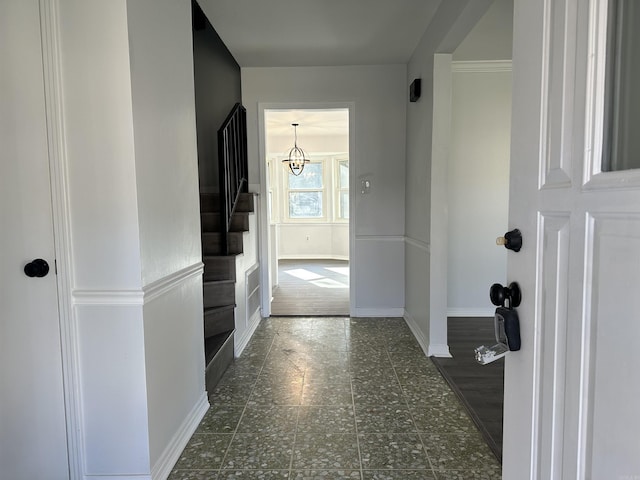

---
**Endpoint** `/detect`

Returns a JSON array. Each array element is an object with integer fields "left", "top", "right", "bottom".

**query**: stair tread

[
  {"left": 204, "top": 304, "right": 236, "bottom": 314},
  {"left": 203, "top": 279, "right": 235, "bottom": 286}
]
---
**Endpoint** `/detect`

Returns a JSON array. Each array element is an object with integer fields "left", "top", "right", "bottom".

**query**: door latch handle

[
  {"left": 24, "top": 258, "right": 49, "bottom": 278},
  {"left": 476, "top": 282, "right": 522, "bottom": 364}
]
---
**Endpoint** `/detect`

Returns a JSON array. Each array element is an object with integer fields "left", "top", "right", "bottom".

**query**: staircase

[{"left": 201, "top": 191, "right": 254, "bottom": 392}]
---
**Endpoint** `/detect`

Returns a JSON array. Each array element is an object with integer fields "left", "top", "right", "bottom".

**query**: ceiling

[
  {"left": 197, "top": 0, "right": 442, "bottom": 67},
  {"left": 265, "top": 109, "right": 349, "bottom": 137}
]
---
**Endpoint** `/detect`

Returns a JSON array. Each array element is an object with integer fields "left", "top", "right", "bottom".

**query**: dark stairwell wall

[{"left": 192, "top": 0, "right": 242, "bottom": 193}]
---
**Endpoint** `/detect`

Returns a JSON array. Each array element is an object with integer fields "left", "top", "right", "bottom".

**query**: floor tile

[
  {"left": 352, "top": 380, "right": 404, "bottom": 405},
  {"left": 222, "top": 433, "right": 294, "bottom": 470},
  {"left": 237, "top": 405, "right": 299, "bottom": 433},
  {"left": 291, "top": 470, "right": 362, "bottom": 479},
  {"left": 434, "top": 470, "right": 502, "bottom": 480},
  {"left": 174, "top": 434, "right": 232, "bottom": 470},
  {"left": 196, "top": 405, "right": 245, "bottom": 434},
  {"left": 249, "top": 379, "right": 304, "bottom": 405},
  {"left": 168, "top": 470, "right": 219, "bottom": 480},
  {"left": 301, "top": 382, "right": 353, "bottom": 406},
  {"left": 354, "top": 404, "right": 416, "bottom": 433},
  {"left": 358, "top": 433, "right": 430, "bottom": 470},
  {"left": 209, "top": 383, "right": 254, "bottom": 406},
  {"left": 292, "top": 433, "right": 360, "bottom": 470},
  {"left": 216, "top": 470, "right": 290, "bottom": 479},
  {"left": 362, "top": 470, "right": 436, "bottom": 480},
  {"left": 420, "top": 433, "right": 501, "bottom": 473},
  {"left": 409, "top": 402, "right": 476, "bottom": 434},
  {"left": 171, "top": 317, "right": 502, "bottom": 479},
  {"left": 297, "top": 405, "right": 356, "bottom": 433}
]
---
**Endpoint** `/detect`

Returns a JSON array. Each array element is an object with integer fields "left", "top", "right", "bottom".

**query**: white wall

[
  {"left": 277, "top": 224, "right": 349, "bottom": 260},
  {"left": 243, "top": 65, "right": 407, "bottom": 316},
  {"left": 233, "top": 198, "right": 262, "bottom": 355},
  {"left": 453, "top": 0, "right": 513, "bottom": 62},
  {"left": 404, "top": 1, "right": 493, "bottom": 356},
  {"left": 58, "top": 0, "right": 206, "bottom": 477},
  {"left": 447, "top": 64, "right": 511, "bottom": 316}
]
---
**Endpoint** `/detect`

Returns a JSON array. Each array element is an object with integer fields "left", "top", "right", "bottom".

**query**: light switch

[{"left": 361, "top": 179, "right": 371, "bottom": 194}]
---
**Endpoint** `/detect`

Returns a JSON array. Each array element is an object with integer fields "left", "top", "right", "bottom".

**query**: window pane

[
  {"left": 289, "top": 191, "right": 323, "bottom": 218},
  {"left": 339, "top": 161, "right": 349, "bottom": 188},
  {"left": 288, "top": 163, "right": 323, "bottom": 189},
  {"left": 340, "top": 191, "right": 349, "bottom": 219},
  {"left": 603, "top": 0, "right": 640, "bottom": 171}
]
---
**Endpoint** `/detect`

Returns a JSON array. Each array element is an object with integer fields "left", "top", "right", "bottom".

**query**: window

[
  {"left": 287, "top": 162, "right": 324, "bottom": 219},
  {"left": 278, "top": 156, "right": 348, "bottom": 223},
  {"left": 337, "top": 160, "right": 349, "bottom": 219}
]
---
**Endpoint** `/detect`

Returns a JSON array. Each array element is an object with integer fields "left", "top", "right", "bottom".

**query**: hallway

[{"left": 170, "top": 317, "right": 500, "bottom": 479}]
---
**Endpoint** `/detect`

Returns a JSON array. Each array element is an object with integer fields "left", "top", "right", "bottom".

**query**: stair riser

[
  {"left": 200, "top": 193, "right": 254, "bottom": 213},
  {"left": 202, "top": 233, "right": 243, "bottom": 256},
  {"left": 203, "top": 257, "right": 236, "bottom": 282},
  {"left": 205, "top": 332, "right": 234, "bottom": 394},
  {"left": 203, "top": 282, "right": 235, "bottom": 309},
  {"left": 204, "top": 308, "right": 235, "bottom": 339},
  {"left": 201, "top": 213, "right": 249, "bottom": 233}
]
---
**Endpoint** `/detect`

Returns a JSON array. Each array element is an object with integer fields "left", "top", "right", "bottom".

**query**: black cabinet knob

[
  {"left": 24, "top": 259, "right": 50, "bottom": 278},
  {"left": 496, "top": 228, "right": 522, "bottom": 252}
]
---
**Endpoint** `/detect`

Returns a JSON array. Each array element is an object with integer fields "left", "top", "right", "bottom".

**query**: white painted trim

[
  {"left": 451, "top": 60, "right": 513, "bottom": 73},
  {"left": 257, "top": 102, "right": 357, "bottom": 319},
  {"left": 143, "top": 263, "right": 204, "bottom": 303},
  {"left": 403, "top": 310, "right": 430, "bottom": 358},
  {"left": 234, "top": 309, "right": 263, "bottom": 357},
  {"left": 428, "top": 343, "right": 453, "bottom": 358},
  {"left": 405, "top": 236, "right": 430, "bottom": 252},
  {"left": 72, "top": 290, "right": 145, "bottom": 306},
  {"left": 39, "top": 1, "right": 83, "bottom": 476},
  {"left": 278, "top": 254, "right": 349, "bottom": 261},
  {"left": 447, "top": 308, "right": 495, "bottom": 317},
  {"left": 352, "top": 308, "right": 404, "bottom": 318},
  {"left": 72, "top": 263, "right": 204, "bottom": 306},
  {"left": 151, "top": 392, "right": 209, "bottom": 480},
  {"left": 354, "top": 235, "right": 405, "bottom": 242}
]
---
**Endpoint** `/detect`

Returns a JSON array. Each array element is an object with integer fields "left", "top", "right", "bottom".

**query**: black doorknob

[
  {"left": 24, "top": 259, "right": 50, "bottom": 278},
  {"left": 490, "top": 282, "right": 521, "bottom": 308}
]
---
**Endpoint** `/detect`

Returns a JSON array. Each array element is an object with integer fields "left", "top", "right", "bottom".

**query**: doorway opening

[
  {"left": 430, "top": 0, "right": 514, "bottom": 462},
  {"left": 264, "top": 108, "right": 350, "bottom": 316}
]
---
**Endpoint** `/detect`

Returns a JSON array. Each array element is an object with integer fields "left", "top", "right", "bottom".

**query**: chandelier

[{"left": 283, "top": 123, "right": 309, "bottom": 176}]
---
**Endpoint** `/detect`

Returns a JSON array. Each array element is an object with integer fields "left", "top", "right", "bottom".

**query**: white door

[
  {"left": 0, "top": 1, "right": 70, "bottom": 478},
  {"left": 504, "top": 0, "right": 640, "bottom": 478}
]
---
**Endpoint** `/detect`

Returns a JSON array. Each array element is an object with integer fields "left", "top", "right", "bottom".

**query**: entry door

[
  {"left": 0, "top": 1, "right": 70, "bottom": 478},
  {"left": 504, "top": 0, "right": 640, "bottom": 478}
]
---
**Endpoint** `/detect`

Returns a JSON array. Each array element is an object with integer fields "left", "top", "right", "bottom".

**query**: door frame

[
  {"left": 257, "top": 102, "right": 356, "bottom": 317},
  {"left": 38, "top": 1, "right": 83, "bottom": 475}
]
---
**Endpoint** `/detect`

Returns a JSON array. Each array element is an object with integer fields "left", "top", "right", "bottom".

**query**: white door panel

[
  {"left": 0, "top": 1, "right": 69, "bottom": 478},
  {"left": 505, "top": 0, "right": 640, "bottom": 479}
]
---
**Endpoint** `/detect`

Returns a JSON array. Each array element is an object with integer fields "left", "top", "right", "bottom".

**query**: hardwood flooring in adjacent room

[
  {"left": 430, "top": 317, "right": 504, "bottom": 461},
  {"left": 270, "top": 259, "right": 350, "bottom": 316}
]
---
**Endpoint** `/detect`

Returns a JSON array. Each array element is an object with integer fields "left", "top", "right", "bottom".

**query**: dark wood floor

[
  {"left": 431, "top": 317, "right": 504, "bottom": 462},
  {"left": 270, "top": 259, "right": 350, "bottom": 316}
]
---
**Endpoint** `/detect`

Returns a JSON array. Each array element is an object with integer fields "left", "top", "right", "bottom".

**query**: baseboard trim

[
  {"left": 234, "top": 310, "right": 263, "bottom": 357},
  {"left": 428, "top": 343, "right": 452, "bottom": 358},
  {"left": 150, "top": 392, "right": 209, "bottom": 480},
  {"left": 403, "top": 310, "right": 430, "bottom": 358},
  {"left": 352, "top": 308, "right": 404, "bottom": 318},
  {"left": 447, "top": 308, "right": 494, "bottom": 318}
]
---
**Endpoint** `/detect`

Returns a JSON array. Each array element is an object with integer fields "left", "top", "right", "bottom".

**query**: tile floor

[{"left": 170, "top": 317, "right": 502, "bottom": 480}]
